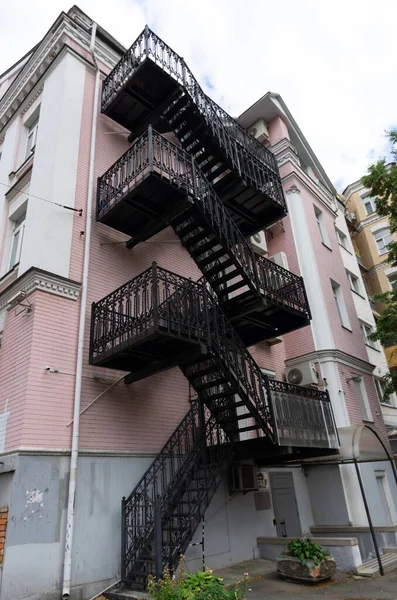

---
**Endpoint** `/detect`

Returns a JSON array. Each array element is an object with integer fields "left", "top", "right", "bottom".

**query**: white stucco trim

[
  {"left": 370, "top": 221, "right": 391, "bottom": 234},
  {"left": 285, "top": 186, "right": 334, "bottom": 351},
  {"left": 285, "top": 349, "right": 375, "bottom": 375},
  {"left": 0, "top": 267, "right": 80, "bottom": 312}
]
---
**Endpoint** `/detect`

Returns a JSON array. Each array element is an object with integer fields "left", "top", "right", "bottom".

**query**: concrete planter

[{"left": 277, "top": 555, "right": 336, "bottom": 584}]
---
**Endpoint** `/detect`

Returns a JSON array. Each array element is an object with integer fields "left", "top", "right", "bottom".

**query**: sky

[{"left": 0, "top": 0, "right": 396, "bottom": 192}]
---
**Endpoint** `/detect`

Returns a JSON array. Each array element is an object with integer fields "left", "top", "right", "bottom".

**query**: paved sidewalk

[{"left": 213, "top": 558, "right": 397, "bottom": 600}]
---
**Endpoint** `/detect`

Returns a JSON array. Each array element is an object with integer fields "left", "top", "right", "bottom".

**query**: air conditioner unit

[
  {"left": 286, "top": 361, "right": 319, "bottom": 386},
  {"left": 248, "top": 118, "right": 269, "bottom": 144},
  {"left": 250, "top": 231, "right": 268, "bottom": 255},
  {"left": 269, "top": 251, "right": 289, "bottom": 270},
  {"left": 230, "top": 465, "right": 257, "bottom": 492}
]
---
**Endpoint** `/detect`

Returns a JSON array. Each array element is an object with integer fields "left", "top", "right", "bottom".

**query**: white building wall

[{"left": 18, "top": 52, "right": 86, "bottom": 279}]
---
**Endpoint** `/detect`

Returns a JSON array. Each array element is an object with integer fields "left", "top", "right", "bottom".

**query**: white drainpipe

[{"left": 61, "top": 21, "right": 100, "bottom": 599}]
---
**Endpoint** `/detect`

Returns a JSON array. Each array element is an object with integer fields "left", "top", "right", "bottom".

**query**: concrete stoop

[{"left": 356, "top": 551, "right": 397, "bottom": 577}]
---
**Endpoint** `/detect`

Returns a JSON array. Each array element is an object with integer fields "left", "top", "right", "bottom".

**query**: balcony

[
  {"left": 97, "top": 129, "right": 310, "bottom": 344},
  {"left": 101, "top": 27, "right": 286, "bottom": 234},
  {"left": 97, "top": 128, "right": 194, "bottom": 241},
  {"left": 90, "top": 264, "right": 337, "bottom": 453},
  {"left": 90, "top": 264, "right": 210, "bottom": 380},
  {"left": 269, "top": 381, "right": 339, "bottom": 449}
]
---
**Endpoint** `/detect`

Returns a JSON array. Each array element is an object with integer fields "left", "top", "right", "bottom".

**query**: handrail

[
  {"left": 97, "top": 129, "right": 310, "bottom": 317},
  {"left": 122, "top": 402, "right": 231, "bottom": 583},
  {"left": 101, "top": 27, "right": 286, "bottom": 213}
]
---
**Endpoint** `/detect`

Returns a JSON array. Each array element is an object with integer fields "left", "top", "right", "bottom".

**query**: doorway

[{"left": 270, "top": 471, "right": 302, "bottom": 537}]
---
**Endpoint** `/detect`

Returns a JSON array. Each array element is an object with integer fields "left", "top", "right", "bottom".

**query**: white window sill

[
  {"left": 380, "top": 402, "right": 396, "bottom": 409},
  {"left": 339, "top": 243, "right": 352, "bottom": 255}
]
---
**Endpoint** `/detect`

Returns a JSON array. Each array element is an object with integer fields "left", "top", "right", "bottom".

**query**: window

[
  {"left": 388, "top": 274, "right": 397, "bottom": 291},
  {"left": 374, "top": 378, "right": 391, "bottom": 405},
  {"left": 25, "top": 118, "right": 39, "bottom": 160},
  {"left": 331, "top": 280, "right": 351, "bottom": 329},
  {"left": 314, "top": 205, "right": 330, "bottom": 247},
  {"left": 352, "top": 375, "right": 372, "bottom": 421},
  {"left": 346, "top": 270, "right": 361, "bottom": 295},
  {"left": 374, "top": 227, "right": 392, "bottom": 255},
  {"left": 360, "top": 321, "right": 377, "bottom": 349},
  {"left": 9, "top": 211, "right": 26, "bottom": 269},
  {"left": 362, "top": 195, "right": 377, "bottom": 215},
  {"left": 336, "top": 228, "right": 349, "bottom": 251}
]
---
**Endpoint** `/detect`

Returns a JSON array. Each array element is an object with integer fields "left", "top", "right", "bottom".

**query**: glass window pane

[{"left": 9, "top": 230, "right": 20, "bottom": 268}]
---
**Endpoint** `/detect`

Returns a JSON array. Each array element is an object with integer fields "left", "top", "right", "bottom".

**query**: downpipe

[{"left": 61, "top": 21, "right": 100, "bottom": 599}]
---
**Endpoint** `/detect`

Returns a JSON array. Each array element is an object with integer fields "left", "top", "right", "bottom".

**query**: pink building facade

[{"left": 0, "top": 7, "right": 396, "bottom": 600}]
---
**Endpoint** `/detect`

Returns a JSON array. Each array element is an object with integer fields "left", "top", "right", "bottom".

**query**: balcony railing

[
  {"left": 90, "top": 264, "right": 338, "bottom": 450},
  {"left": 97, "top": 129, "right": 310, "bottom": 321},
  {"left": 101, "top": 27, "right": 286, "bottom": 220},
  {"left": 90, "top": 265, "right": 210, "bottom": 364},
  {"left": 268, "top": 381, "right": 339, "bottom": 449},
  {"left": 102, "top": 27, "right": 278, "bottom": 174}
]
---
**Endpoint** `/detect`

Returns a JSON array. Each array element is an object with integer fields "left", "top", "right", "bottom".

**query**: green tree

[{"left": 361, "top": 129, "right": 397, "bottom": 397}]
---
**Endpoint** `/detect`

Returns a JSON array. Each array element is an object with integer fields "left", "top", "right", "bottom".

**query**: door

[{"left": 270, "top": 472, "right": 302, "bottom": 537}]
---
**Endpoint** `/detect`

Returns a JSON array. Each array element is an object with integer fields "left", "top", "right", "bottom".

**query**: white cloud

[{"left": 1, "top": 0, "right": 396, "bottom": 190}]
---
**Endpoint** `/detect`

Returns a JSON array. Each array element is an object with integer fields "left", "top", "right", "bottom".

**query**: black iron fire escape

[{"left": 90, "top": 26, "right": 339, "bottom": 590}]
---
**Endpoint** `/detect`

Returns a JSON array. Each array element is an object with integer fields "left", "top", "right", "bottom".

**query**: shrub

[
  {"left": 283, "top": 538, "right": 330, "bottom": 566},
  {"left": 148, "top": 565, "right": 245, "bottom": 600}
]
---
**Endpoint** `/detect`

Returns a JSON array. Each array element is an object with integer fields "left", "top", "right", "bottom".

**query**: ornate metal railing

[
  {"left": 90, "top": 264, "right": 210, "bottom": 363},
  {"left": 96, "top": 129, "right": 310, "bottom": 319},
  {"left": 101, "top": 26, "right": 285, "bottom": 212},
  {"left": 268, "top": 381, "right": 339, "bottom": 449},
  {"left": 122, "top": 402, "right": 231, "bottom": 585}
]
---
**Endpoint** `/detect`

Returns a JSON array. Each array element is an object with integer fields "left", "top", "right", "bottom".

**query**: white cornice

[
  {"left": 0, "top": 267, "right": 81, "bottom": 312},
  {"left": 282, "top": 171, "right": 337, "bottom": 216},
  {"left": 0, "top": 14, "right": 122, "bottom": 135},
  {"left": 368, "top": 262, "right": 391, "bottom": 275},
  {"left": 285, "top": 349, "right": 376, "bottom": 375}
]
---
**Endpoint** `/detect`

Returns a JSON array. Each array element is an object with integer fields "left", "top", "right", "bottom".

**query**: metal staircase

[
  {"left": 92, "top": 25, "right": 339, "bottom": 593},
  {"left": 101, "top": 26, "right": 286, "bottom": 235},
  {"left": 97, "top": 128, "right": 310, "bottom": 344},
  {"left": 120, "top": 402, "right": 232, "bottom": 588}
]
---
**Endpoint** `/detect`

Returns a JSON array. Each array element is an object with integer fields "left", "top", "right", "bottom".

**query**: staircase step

[
  {"left": 182, "top": 230, "right": 214, "bottom": 249},
  {"left": 195, "top": 377, "right": 230, "bottom": 390},
  {"left": 356, "top": 552, "right": 397, "bottom": 577},
  {"left": 190, "top": 239, "right": 220, "bottom": 258},
  {"left": 200, "top": 249, "right": 227, "bottom": 268},
  {"left": 211, "top": 270, "right": 240, "bottom": 288},
  {"left": 237, "top": 424, "right": 260, "bottom": 433},
  {"left": 203, "top": 260, "right": 234, "bottom": 280}
]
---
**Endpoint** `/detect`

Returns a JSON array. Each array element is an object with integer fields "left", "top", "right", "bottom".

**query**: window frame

[
  {"left": 374, "top": 377, "right": 391, "bottom": 406},
  {"left": 352, "top": 374, "right": 373, "bottom": 421},
  {"left": 314, "top": 205, "right": 331, "bottom": 248},
  {"left": 388, "top": 274, "right": 397, "bottom": 292},
  {"left": 346, "top": 270, "right": 361, "bottom": 295},
  {"left": 336, "top": 227, "right": 349, "bottom": 251},
  {"left": 9, "top": 212, "right": 26, "bottom": 270},
  {"left": 331, "top": 279, "right": 351, "bottom": 329},
  {"left": 359, "top": 321, "right": 377, "bottom": 349},
  {"left": 25, "top": 118, "right": 39, "bottom": 160},
  {"left": 362, "top": 195, "right": 377, "bottom": 215},
  {"left": 374, "top": 227, "right": 392, "bottom": 256}
]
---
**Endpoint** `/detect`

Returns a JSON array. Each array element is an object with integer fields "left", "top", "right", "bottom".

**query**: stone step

[{"left": 357, "top": 552, "right": 397, "bottom": 577}]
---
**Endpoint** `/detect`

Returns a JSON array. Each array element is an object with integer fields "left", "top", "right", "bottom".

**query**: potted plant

[{"left": 277, "top": 538, "right": 336, "bottom": 584}]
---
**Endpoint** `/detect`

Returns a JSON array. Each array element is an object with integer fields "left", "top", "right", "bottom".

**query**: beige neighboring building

[{"left": 344, "top": 171, "right": 397, "bottom": 449}]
